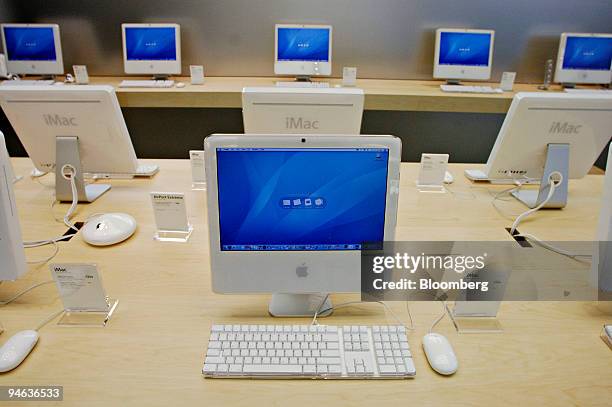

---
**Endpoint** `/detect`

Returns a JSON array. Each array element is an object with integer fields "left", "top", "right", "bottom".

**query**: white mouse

[
  {"left": 0, "top": 330, "right": 39, "bottom": 373},
  {"left": 444, "top": 171, "right": 454, "bottom": 184},
  {"left": 81, "top": 213, "right": 137, "bottom": 246},
  {"left": 422, "top": 333, "right": 458, "bottom": 375},
  {"left": 176, "top": 82, "right": 186, "bottom": 88}
]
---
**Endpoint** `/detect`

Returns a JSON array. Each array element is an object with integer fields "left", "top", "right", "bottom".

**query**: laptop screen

[{"left": 216, "top": 147, "right": 389, "bottom": 251}]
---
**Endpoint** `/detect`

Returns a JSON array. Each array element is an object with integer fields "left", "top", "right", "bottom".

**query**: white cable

[
  {"left": 310, "top": 294, "right": 330, "bottom": 326},
  {"left": 25, "top": 241, "right": 60, "bottom": 264},
  {"left": 515, "top": 233, "right": 592, "bottom": 261},
  {"left": 510, "top": 171, "right": 563, "bottom": 235},
  {"left": 0, "top": 281, "right": 54, "bottom": 306},
  {"left": 61, "top": 164, "right": 80, "bottom": 233},
  {"left": 23, "top": 165, "right": 80, "bottom": 248},
  {"left": 311, "top": 300, "right": 415, "bottom": 331},
  {"left": 34, "top": 309, "right": 64, "bottom": 331},
  {"left": 429, "top": 301, "right": 447, "bottom": 334}
]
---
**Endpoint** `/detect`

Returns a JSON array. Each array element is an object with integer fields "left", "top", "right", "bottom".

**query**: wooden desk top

[
  {"left": 1, "top": 159, "right": 610, "bottom": 406},
  {"left": 83, "top": 76, "right": 573, "bottom": 113}
]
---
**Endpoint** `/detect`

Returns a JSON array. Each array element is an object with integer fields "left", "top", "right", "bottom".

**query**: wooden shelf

[{"left": 83, "top": 76, "right": 570, "bottom": 113}]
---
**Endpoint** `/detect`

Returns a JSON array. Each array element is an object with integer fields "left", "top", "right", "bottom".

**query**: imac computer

[
  {"left": 121, "top": 23, "right": 181, "bottom": 87},
  {"left": 275, "top": 24, "right": 332, "bottom": 81},
  {"left": 465, "top": 92, "right": 612, "bottom": 208},
  {"left": 0, "top": 133, "right": 27, "bottom": 281},
  {"left": 0, "top": 23, "right": 64, "bottom": 76},
  {"left": 0, "top": 85, "right": 159, "bottom": 202},
  {"left": 554, "top": 33, "right": 612, "bottom": 87},
  {"left": 433, "top": 28, "right": 495, "bottom": 85},
  {"left": 242, "top": 87, "right": 364, "bottom": 134},
  {"left": 205, "top": 134, "right": 401, "bottom": 316}
]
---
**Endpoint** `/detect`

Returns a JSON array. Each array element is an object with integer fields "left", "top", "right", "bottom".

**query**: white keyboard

[
  {"left": 85, "top": 163, "right": 159, "bottom": 180},
  {"left": 202, "top": 324, "right": 415, "bottom": 379},
  {"left": 119, "top": 80, "right": 175, "bottom": 88},
  {"left": 440, "top": 84, "right": 503, "bottom": 94},
  {"left": 564, "top": 88, "right": 612, "bottom": 93},
  {"left": 275, "top": 81, "right": 330, "bottom": 88},
  {"left": 1, "top": 80, "right": 55, "bottom": 86},
  {"left": 135, "top": 163, "right": 160, "bottom": 177}
]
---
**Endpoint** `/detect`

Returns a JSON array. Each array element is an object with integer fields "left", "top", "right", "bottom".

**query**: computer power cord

[
  {"left": 25, "top": 241, "right": 60, "bottom": 265},
  {"left": 429, "top": 301, "right": 447, "bottom": 334},
  {"left": 34, "top": 309, "right": 64, "bottom": 331},
  {"left": 311, "top": 297, "right": 415, "bottom": 332},
  {"left": 23, "top": 165, "right": 80, "bottom": 256},
  {"left": 513, "top": 234, "right": 591, "bottom": 261},
  {"left": 508, "top": 171, "right": 591, "bottom": 261},
  {"left": 509, "top": 171, "right": 563, "bottom": 235},
  {"left": 0, "top": 281, "right": 54, "bottom": 306}
]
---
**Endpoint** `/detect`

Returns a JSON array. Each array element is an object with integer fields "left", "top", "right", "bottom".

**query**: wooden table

[
  {"left": 1, "top": 159, "right": 610, "bottom": 406},
  {"left": 82, "top": 76, "right": 576, "bottom": 113}
]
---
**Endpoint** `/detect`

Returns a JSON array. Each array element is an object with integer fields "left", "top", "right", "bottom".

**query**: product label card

[
  {"left": 72, "top": 65, "right": 89, "bottom": 84},
  {"left": 417, "top": 153, "right": 449, "bottom": 186},
  {"left": 190, "top": 65, "right": 205, "bottom": 85},
  {"left": 150, "top": 192, "right": 190, "bottom": 232},
  {"left": 500, "top": 72, "right": 516, "bottom": 91},
  {"left": 189, "top": 150, "right": 206, "bottom": 183},
  {"left": 342, "top": 67, "right": 357, "bottom": 86},
  {"left": 50, "top": 263, "right": 109, "bottom": 311}
]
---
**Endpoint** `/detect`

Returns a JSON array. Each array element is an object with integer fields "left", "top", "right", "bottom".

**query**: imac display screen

[
  {"left": 125, "top": 27, "right": 176, "bottom": 61},
  {"left": 3, "top": 27, "right": 56, "bottom": 61},
  {"left": 216, "top": 148, "right": 389, "bottom": 251},
  {"left": 562, "top": 36, "right": 612, "bottom": 71},
  {"left": 277, "top": 27, "right": 330, "bottom": 62},
  {"left": 439, "top": 32, "right": 491, "bottom": 66}
]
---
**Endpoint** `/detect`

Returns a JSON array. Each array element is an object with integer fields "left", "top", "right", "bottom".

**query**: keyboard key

[
  {"left": 243, "top": 365, "right": 302, "bottom": 374},
  {"left": 379, "top": 365, "right": 397, "bottom": 374},
  {"left": 205, "top": 356, "right": 224, "bottom": 364}
]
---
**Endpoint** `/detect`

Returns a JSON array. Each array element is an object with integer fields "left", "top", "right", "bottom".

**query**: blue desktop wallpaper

[
  {"left": 216, "top": 148, "right": 389, "bottom": 251},
  {"left": 277, "top": 28, "right": 330, "bottom": 62},
  {"left": 562, "top": 36, "right": 612, "bottom": 70},
  {"left": 125, "top": 27, "right": 176, "bottom": 61},
  {"left": 3, "top": 27, "right": 56, "bottom": 61},
  {"left": 439, "top": 32, "right": 491, "bottom": 66}
]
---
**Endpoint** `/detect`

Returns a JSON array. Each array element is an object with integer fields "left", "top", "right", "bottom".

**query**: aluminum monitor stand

[
  {"left": 269, "top": 293, "right": 332, "bottom": 317},
  {"left": 55, "top": 136, "right": 110, "bottom": 203},
  {"left": 511, "top": 143, "right": 569, "bottom": 209}
]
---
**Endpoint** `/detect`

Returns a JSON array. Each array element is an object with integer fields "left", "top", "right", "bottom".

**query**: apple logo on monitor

[{"left": 296, "top": 264, "right": 309, "bottom": 278}]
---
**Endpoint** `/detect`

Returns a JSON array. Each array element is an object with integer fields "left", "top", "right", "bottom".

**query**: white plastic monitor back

[
  {"left": 1, "top": 23, "right": 64, "bottom": 75},
  {"left": 121, "top": 23, "right": 181, "bottom": 75},
  {"left": 484, "top": 92, "right": 612, "bottom": 181},
  {"left": 205, "top": 134, "right": 401, "bottom": 294},
  {"left": 554, "top": 33, "right": 612, "bottom": 85},
  {"left": 433, "top": 28, "right": 494, "bottom": 81},
  {"left": 593, "top": 147, "right": 611, "bottom": 292},
  {"left": 274, "top": 24, "right": 332, "bottom": 77},
  {"left": 0, "top": 132, "right": 27, "bottom": 281},
  {"left": 0, "top": 130, "right": 16, "bottom": 183},
  {"left": 0, "top": 85, "right": 139, "bottom": 174},
  {"left": 242, "top": 87, "right": 364, "bottom": 134}
]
